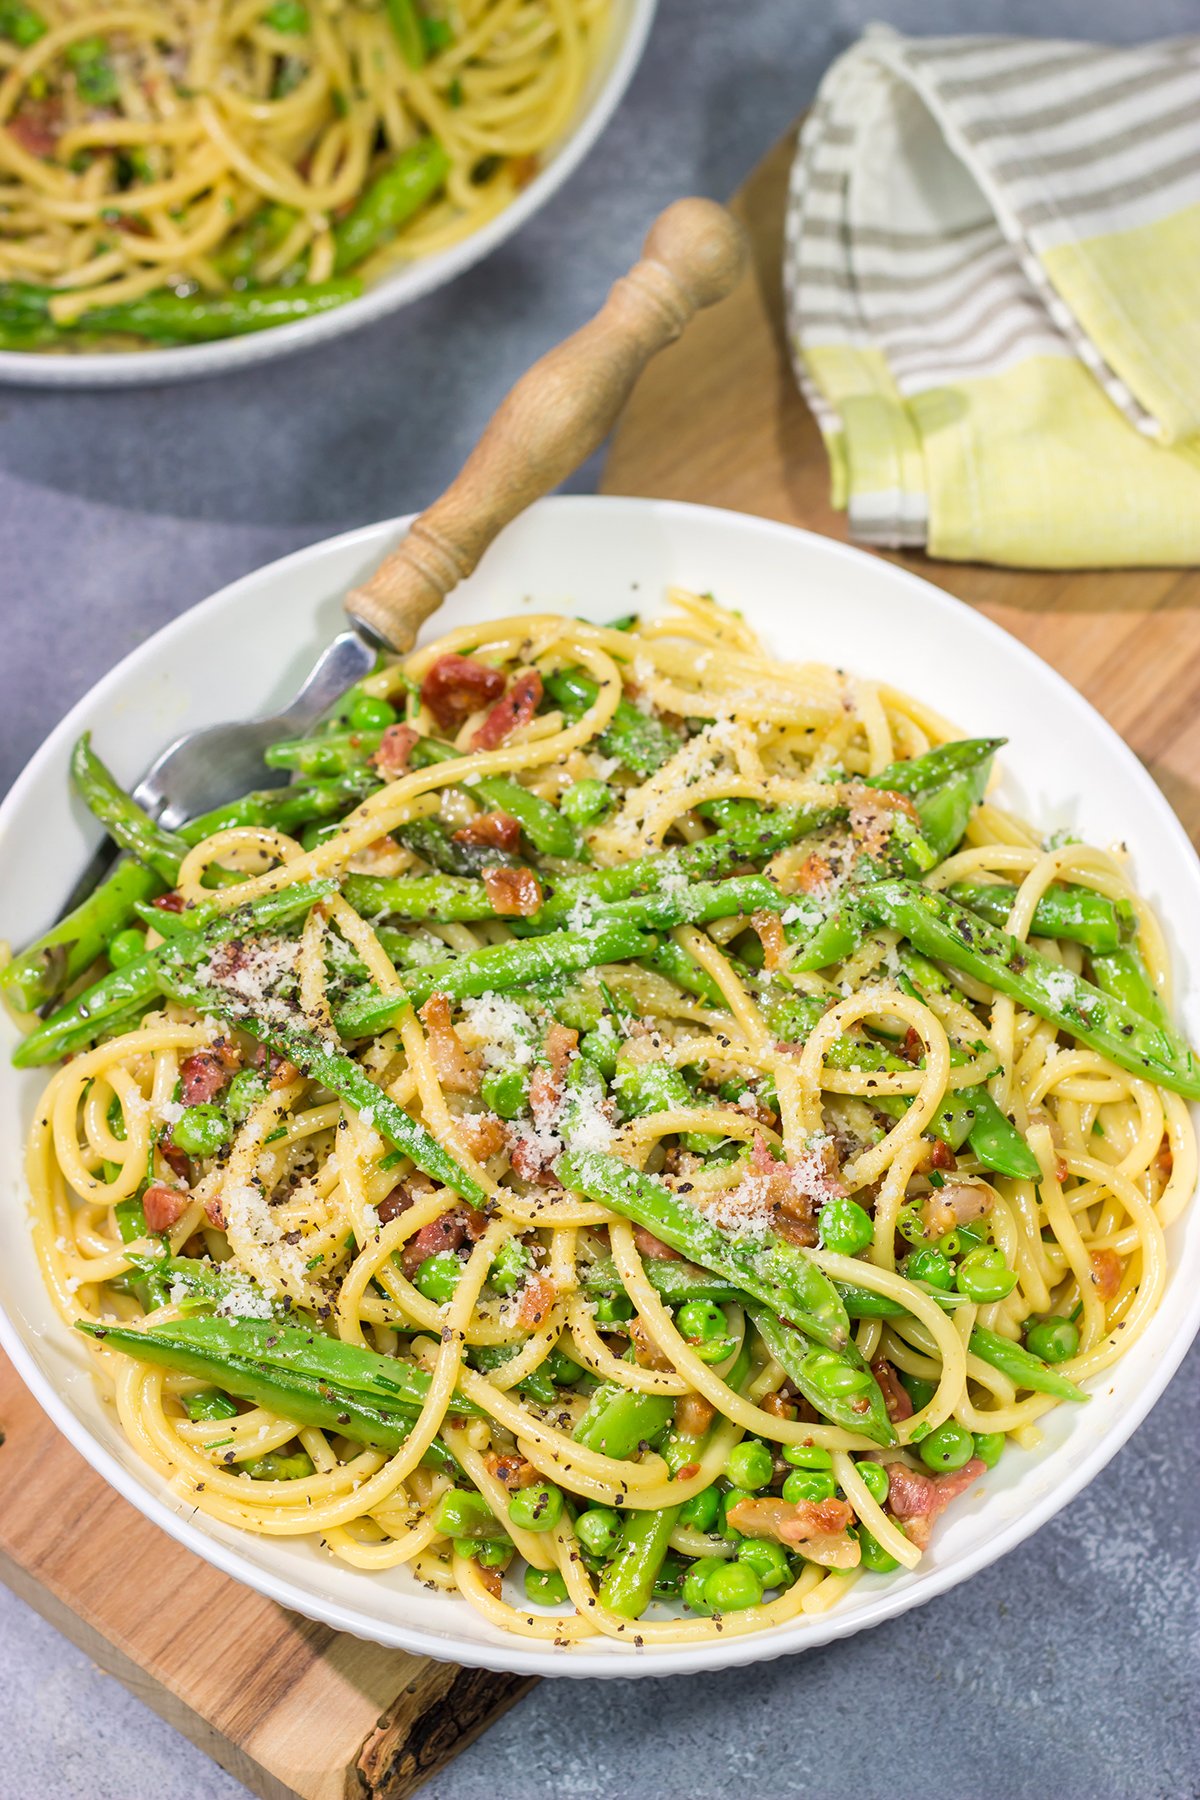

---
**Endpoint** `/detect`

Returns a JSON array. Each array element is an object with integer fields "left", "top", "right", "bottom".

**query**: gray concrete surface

[{"left": 1, "top": 3, "right": 1197, "bottom": 1797}]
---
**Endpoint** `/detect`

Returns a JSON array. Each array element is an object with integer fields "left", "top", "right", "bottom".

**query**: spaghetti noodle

[
  {"left": 12, "top": 590, "right": 1197, "bottom": 1645},
  {"left": 0, "top": 0, "right": 609, "bottom": 349}
]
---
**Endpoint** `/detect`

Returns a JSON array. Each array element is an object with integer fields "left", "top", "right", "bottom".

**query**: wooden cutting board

[{"left": 3, "top": 122, "right": 1197, "bottom": 1800}]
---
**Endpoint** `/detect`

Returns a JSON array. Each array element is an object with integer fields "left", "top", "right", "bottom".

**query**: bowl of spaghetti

[
  {"left": 0, "top": 0, "right": 655, "bottom": 384},
  {"left": 1, "top": 496, "right": 1197, "bottom": 1674}
]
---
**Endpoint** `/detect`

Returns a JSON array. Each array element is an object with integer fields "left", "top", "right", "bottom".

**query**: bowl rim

[
  {"left": 1, "top": 493, "right": 1197, "bottom": 1678},
  {"left": 0, "top": 0, "right": 658, "bottom": 390}
]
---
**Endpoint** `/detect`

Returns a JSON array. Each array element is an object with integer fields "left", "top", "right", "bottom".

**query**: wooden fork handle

[{"left": 345, "top": 196, "right": 747, "bottom": 651}]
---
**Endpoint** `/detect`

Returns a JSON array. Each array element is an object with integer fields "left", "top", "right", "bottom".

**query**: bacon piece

[
  {"left": 418, "top": 993, "right": 480, "bottom": 1094},
  {"left": 369, "top": 722, "right": 419, "bottom": 780},
  {"left": 543, "top": 1023, "right": 578, "bottom": 1078},
  {"left": 180, "top": 1048, "right": 232, "bottom": 1106},
  {"left": 8, "top": 99, "right": 63, "bottom": 158},
  {"left": 1090, "top": 1248, "right": 1122, "bottom": 1301},
  {"left": 884, "top": 1455, "right": 985, "bottom": 1549},
  {"left": 632, "top": 1225, "right": 681, "bottom": 1262},
  {"left": 923, "top": 1177, "right": 998, "bottom": 1240},
  {"left": 727, "top": 1494, "right": 855, "bottom": 1548},
  {"left": 471, "top": 670, "right": 543, "bottom": 751},
  {"left": 760, "top": 1389, "right": 797, "bottom": 1422},
  {"left": 927, "top": 1138, "right": 958, "bottom": 1172},
  {"left": 420, "top": 654, "right": 506, "bottom": 733},
  {"left": 457, "top": 1113, "right": 508, "bottom": 1160},
  {"left": 485, "top": 1452, "right": 537, "bottom": 1491},
  {"left": 751, "top": 909, "right": 786, "bottom": 972},
  {"left": 1154, "top": 1135, "right": 1173, "bottom": 1180},
  {"left": 527, "top": 1023, "right": 579, "bottom": 1125},
  {"left": 267, "top": 1057, "right": 300, "bottom": 1091},
  {"left": 483, "top": 866, "right": 543, "bottom": 918},
  {"left": 142, "top": 1184, "right": 189, "bottom": 1232},
  {"left": 794, "top": 851, "right": 834, "bottom": 896},
  {"left": 159, "top": 1141, "right": 194, "bottom": 1185},
  {"left": 676, "top": 1392, "right": 715, "bottom": 1436},
  {"left": 204, "top": 1194, "right": 226, "bottom": 1230},
  {"left": 474, "top": 1562, "right": 503, "bottom": 1600},
  {"left": 775, "top": 1212, "right": 819, "bottom": 1248},
  {"left": 629, "top": 1317, "right": 673, "bottom": 1370},
  {"left": 517, "top": 1272, "right": 557, "bottom": 1329},
  {"left": 900, "top": 1027, "right": 924, "bottom": 1066},
  {"left": 401, "top": 1206, "right": 467, "bottom": 1278},
  {"left": 378, "top": 1185, "right": 415, "bottom": 1226},
  {"left": 153, "top": 891, "right": 186, "bottom": 913},
  {"left": 848, "top": 786, "right": 918, "bottom": 858},
  {"left": 453, "top": 810, "right": 522, "bottom": 854},
  {"left": 508, "top": 1134, "right": 559, "bottom": 1185},
  {"left": 870, "top": 1356, "right": 914, "bottom": 1424}
]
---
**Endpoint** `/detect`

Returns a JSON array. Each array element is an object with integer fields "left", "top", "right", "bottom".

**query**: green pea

[
  {"left": 956, "top": 1245, "right": 1017, "bottom": 1303},
  {"left": 225, "top": 1068, "right": 268, "bottom": 1121},
  {"left": 543, "top": 1345, "right": 584, "bottom": 1385},
  {"left": 938, "top": 1221, "right": 987, "bottom": 1260},
  {"left": 679, "top": 1485, "right": 721, "bottom": 1532},
  {"left": 900, "top": 1371, "right": 937, "bottom": 1412},
  {"left": 481, "top": 1066, "right": 530, "bottom": 1120},
  {"left": 919, "top": 1421, "right": 976, "bottom": 1473},
  {"left": 574, "top": 1506, "right": 622, "bottom": 1557},
  {"left": 108, "top": 927, "right": 147, "bottom": 968},
  {"left": 819, "top": 1196, "right": 874, "bottom": 1256},
  {"left": 902, "top": 1246, "right": 955, "bottom": 1291},
  {"left": 435, "top": 1488, "right": 505, "bottom": 1540},
  {"left": 782, "top": 1441, "right": 833, "bottom": 1470},
  {"left": 681, "top": 1555, "right": 727, "bottom": 1615},
  {"left": 736, "top": 1538, "right": 792, "bottom": 1590},
  {"left": 347, "top": 693, "right": 397, "bottom": 731},
  {"left": 703, "top": 1560, "right": 763, "bottom": 1613},
  {"left": 858, "top": 1528, "right": 900, "bottom": 1574},
  {"left": 692, "top": 1335, "right": 738, "bottom": 1366},
  {"left": 782, "top": 1468, "right": 837, "bottom": 1505},
  {"left": 561, "top": 778, "right": 612, "bottom": 826},
  {"left": 1025, "top": 1316, "right": 1079, "bottom": 1363},
  {"left": 523, "top": 1565, "right": 568, "bottom": 1605},
  {"left": 171, "top": 1103, "right": 228, "bottom": 1157},
  {"left": 245, "top": 1448, "right": 314, "bottom": 1480},
  {"left": 676, "top": 1298, "right": 727, "bottom": 1344},
  {"left": 456, "top": 1536, "right": 513, "bottom": 1570},
  {"left": 414, "top": 1250, "right": 462, "bottom": 1305},
  {"left": 579, "top": 1024, "right": 618, "bottom": 1079},
  {"left": 488, "top": 1235, "right": 531, "bottom": 1295},
  {"left": 263, "top": 0, "right": 310, "bottom": 31},
  {"left": 855, "top": 1460, "right": 889, "bottom": 1505},
  {"left": 507, "top": 1482, "right": 563, "bottom": 1533},
  {"left": 973, "top": 1431, "right": 1005, "bottom": 1468},
  {"left": 724, "top": 1440, "right": 774, "bottom": 1492},
  {"left": 896, "top": 1202, "right": 930, "bottom": 1246},
  {"left": 807, "top": 1351, "right": 872, "bottom": 1397},
  {"left": 593, "top": 1290, "right": 633, "bottom": 1325}
]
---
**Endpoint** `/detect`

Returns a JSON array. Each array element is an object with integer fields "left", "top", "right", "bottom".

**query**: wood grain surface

[
  {"left": 2, "top": 119, "right": 1196, "bottom": 1800},
  {"left": 601, "top": 132, "right": 1200, "bottom": 847}
]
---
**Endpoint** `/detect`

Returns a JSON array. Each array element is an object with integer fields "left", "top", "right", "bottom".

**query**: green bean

[
  {"left": 0, "top": 856, "right": 163, "bottom": 1013},
  {"left": 12, "top": 881, "right": 335, "bottom": 1068},
  {"left": 67, "top": 35, "right": 119, "bottom": 105},
  {"left": 123, "top": 1252, "right": 294, "bottom": 1320},
  {"left": 341, "top": 872, "right": 497, "bottom": 923},
  {"left": 542, "top": 668, "right": 682, "bottom": 776},
  {"left": 332, "top": 140, "right": 450, "bottom": 274},
  {"left": 747, "top": 1307, "right": 895, "bottom": 1446},
  {"left": 179, "top": 770, "right": 380, "bottom": 846},
  {"left": 968, "top": 1325, "right": 1087, "bottom": 1402},
  {"left": 859, "top": 879, "right": 1200, "bottom": 1100},
  {"left": 395, "top": 819, "right": 522, "bottom": 877},
  {"left": 80, "top": 281, "right": 363, "bottom": 343},
  {"left": 409, "top": 737, "right": 582, "bottom": 859},
  {"left": 334, "top": 918, "right": 652, "bottom": 1036},
  {"left": 948, "top": 880, "right": 1123, "bottom": 952},
  {"left": 70, "top": 733, "right": 189, "bottom": 885},
  {"left": 572, "top": 1383, "right": 675, "bottom": 1459},
  {"left": 637, "top": 938, "right": 728, "bottom": 1008},
  {"left": 558, "top": 1146, "right": 850, "bottom": 1350},
  {"left": 264, "top": 729, "right": 383, "bottom": 777},
  {"left": 212, "top": 203, "right": 299, "bottom": 283},
  {"left": 866, "top": 738, "right": 1004, "bottom": 799},
  {"left": 113, "top": 1197, "right": 172, "bottom": 1311},
  {"left": 76, "top": 1318, "right": 459, "bottom": 1464},
  {"left": 158, "top": 952, "right": 485, "bottom": 1202},
  {"left": 1089, "top": 944, "right": 1170, "bottom": 1031},
  {"left": 599, "top": 1505, "right": 681, "bottom": 1618},
  {"left": 580, "top": 1255, "right": 742, "bottom": 1308},
  {"left": 384, "top": 0, "right": 425, "bottom": 65},
  {"left": 612, "top": 1056, "right": 723, "bottom": 1155},
  {"left": 0, "top": 1, "right": 46, "bottom": 45},
  {"left": 964, "top": 1091, "right": 1042, "bottom": 1181}
]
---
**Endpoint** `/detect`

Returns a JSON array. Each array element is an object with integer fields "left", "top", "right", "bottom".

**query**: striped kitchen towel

[{"left": 784, "top": 29, "right": 1200, "bottom": 567}]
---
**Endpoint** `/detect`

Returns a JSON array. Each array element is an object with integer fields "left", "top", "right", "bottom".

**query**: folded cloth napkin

[{"left": 784, "top": 28, "right": 1200, "bottom": 566}]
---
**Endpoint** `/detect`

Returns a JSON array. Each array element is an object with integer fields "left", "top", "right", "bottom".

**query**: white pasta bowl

[
  {"left": 0, "top": 0, "right": 656, "bottom": 390},
  {"left": 1, "top": 496, "right": 1197, "bottom": 1676}
]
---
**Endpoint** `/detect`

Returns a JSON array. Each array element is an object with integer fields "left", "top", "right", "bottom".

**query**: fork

[{"left": 63, "top": 196, "right": 746, "bottom": 910}]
